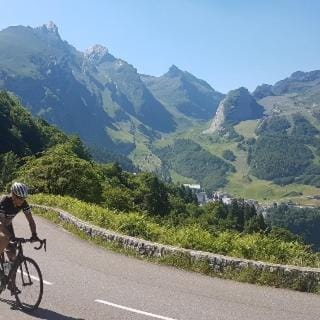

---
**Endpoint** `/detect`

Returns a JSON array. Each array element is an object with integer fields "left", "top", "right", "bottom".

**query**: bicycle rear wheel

[{"left": 12, "top": 257, "right": 43, "bottom": 311}]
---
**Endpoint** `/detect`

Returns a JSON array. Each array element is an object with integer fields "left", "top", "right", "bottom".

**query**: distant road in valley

[{"left": 0, "top": 214, "right": 320, "bottom": 320}]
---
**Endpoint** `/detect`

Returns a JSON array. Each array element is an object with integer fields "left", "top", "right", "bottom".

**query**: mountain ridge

[
  {"left": 0, "top": 22, "right": 224, "bottom": 153},
  {"left": 2, "top": 22, "right": 320, "bottom": 204}
]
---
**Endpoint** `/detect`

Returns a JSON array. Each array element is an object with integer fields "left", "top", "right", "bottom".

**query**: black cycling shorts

[{"left": 5, "top": 224, "right": 16, "bottom": 253}]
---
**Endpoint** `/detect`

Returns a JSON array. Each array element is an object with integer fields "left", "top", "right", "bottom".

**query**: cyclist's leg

[
  {"left": 0, "top": 223, "right": 10, "bottom": 254},
  {"left": 0, "top": 224, "right": 14, "bottom": 293},
  {"left": 4, "top": 224, "right": 16, "bottom": 262}
]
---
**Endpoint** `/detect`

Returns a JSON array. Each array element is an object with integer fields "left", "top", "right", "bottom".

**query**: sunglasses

[{"left": 13, "top": 194, "right": 25, "bottom": 201}]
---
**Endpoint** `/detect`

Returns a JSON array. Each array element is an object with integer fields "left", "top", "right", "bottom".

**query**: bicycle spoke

[{"left": 13, "top": 257, "right": 43, "bottom": 311}]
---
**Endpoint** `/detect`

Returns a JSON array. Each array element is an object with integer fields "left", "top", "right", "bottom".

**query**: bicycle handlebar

[
  {"left": 34, "top": 239, "right": 46, "bottom": 251},
  {"left": 11, "top": 237, "right": 47, "bottom": 252}
]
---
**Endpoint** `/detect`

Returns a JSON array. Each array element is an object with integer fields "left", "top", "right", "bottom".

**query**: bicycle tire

[{"left": 12, "top": 257, "right": 43, "bottom": 311}]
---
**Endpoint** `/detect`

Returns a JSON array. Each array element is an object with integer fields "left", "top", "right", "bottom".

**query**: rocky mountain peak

[
  {"left": 84, "top": 44, "right": 114, "bottom": 64},
  {"left": 44, "top": 21, "right": 59, "bottom": 34},
  {"left": 34, "top": 21, "right": 61, "bottom": 41},
  {"left": 204, "top": 87, "right": 264, "bottom": 134},
  {"left": 35, "top": 21, "right": 60, "bottom": 37},
  {"left": 85, "top": 44, "right": 108, "bottom": 56},
  {"left": 165, "top": 64, "right": 183, "bottom": 77},
  {"left": 233, "top": 87, "right": 250, "bottom": 95}
]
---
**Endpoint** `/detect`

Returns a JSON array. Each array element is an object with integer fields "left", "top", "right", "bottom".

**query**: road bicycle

[{"left": 0, "top": 237, "right": 46, "bottom": 312}]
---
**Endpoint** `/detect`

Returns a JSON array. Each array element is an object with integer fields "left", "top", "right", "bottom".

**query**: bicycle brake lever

[
  {"left": 34, "top": 243, "right": 41, "bottom": 250},
  {"left": 34, "top": 239, "right": 46, "bottom": 251}
]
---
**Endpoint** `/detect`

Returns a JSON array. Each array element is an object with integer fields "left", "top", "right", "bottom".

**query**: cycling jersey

[{"left": 0, "top": 195, "right": 31, "bottom": 220}]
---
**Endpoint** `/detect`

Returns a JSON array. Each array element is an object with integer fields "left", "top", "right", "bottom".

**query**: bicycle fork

[{"left": 17, "top": 260, "right": 34, "bottom": 287}]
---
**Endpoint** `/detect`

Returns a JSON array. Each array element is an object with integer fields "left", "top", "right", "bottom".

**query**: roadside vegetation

[
  {"left": 266, "top": 204, "right": 320, "bottom": 251},
  {"left": 30, "top": 193, "right": 320, "bottom": 269}
]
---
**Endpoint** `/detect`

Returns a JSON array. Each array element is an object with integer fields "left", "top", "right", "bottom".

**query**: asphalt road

[{"left": 0, "top": 213, "right": 320, "bottom": 320}]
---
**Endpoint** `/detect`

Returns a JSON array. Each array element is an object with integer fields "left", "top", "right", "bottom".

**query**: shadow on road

[
  {"left": 30, "top": 307, "right": 86, "bottom": 320},
  {"left": 0, "top": 297, "right": 85, "bottom": 320}
]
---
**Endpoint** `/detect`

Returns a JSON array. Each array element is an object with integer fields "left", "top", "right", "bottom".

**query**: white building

[{"left": 183, "top": 184, "right": 201, "bottom": 190}]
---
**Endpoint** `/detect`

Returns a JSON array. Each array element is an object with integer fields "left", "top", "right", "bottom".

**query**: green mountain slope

[
  {"left": 141, "top": 65, "right": 224, "bottom": 126},
  {"left": 83, "top": 45, "right": 177, "bottom": 133}
]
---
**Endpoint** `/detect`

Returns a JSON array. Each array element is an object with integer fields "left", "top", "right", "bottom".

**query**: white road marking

[
  {"left": 17, "top": 270, "right": 53, "bottom": 285},
  {"left": 95, "top": 299, "right": 179, "bottom": 320}
]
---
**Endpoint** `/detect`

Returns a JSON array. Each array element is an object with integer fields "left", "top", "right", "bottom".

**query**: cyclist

[{"left": 0, "top": 182, "right": 39, "bottom": 262}]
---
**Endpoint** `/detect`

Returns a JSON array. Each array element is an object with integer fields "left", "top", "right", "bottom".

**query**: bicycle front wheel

[{"left": 12, "top": 257, "right": 43, "bottom": 311}]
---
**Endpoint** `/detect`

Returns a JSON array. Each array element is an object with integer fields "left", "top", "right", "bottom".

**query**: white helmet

[{"left": 11, "top": 182, "right": 28, "bottom": 198}]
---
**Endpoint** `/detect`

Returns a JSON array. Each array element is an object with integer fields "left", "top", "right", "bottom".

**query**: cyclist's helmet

[{"left": 11, "top": 182, "right": 28, "bottom": 198}]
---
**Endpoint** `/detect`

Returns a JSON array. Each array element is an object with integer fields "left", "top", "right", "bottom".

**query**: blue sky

[{"left": 0, "top": 0, "right": 319, "bottom": 93}]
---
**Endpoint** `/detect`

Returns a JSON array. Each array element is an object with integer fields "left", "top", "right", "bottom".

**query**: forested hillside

[
  {"left": 155, "top": 139, "right": 235, "bottom": 191},
  {"left": 249, "top": 113, "right": 320, "bottom": 187},
  {"left": 0, "top": 91, "right": 68, "bottom": 156}
]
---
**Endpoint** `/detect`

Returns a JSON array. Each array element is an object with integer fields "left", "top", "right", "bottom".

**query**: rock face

[
  {"left": 204, "top": 87, "right": 265, "bottom": 134},
  {"left": 203, "top": 99, "right": 227, "bottom": 134}
]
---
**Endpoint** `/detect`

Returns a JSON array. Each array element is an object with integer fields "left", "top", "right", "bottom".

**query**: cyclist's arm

[{"left": 24, "top": 211, "right": 37, "bottom": 237}]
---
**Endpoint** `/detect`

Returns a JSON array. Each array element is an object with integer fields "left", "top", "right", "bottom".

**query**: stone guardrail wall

[{"left": 32, "top": 204, "right": 320, "bottom": 290}]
